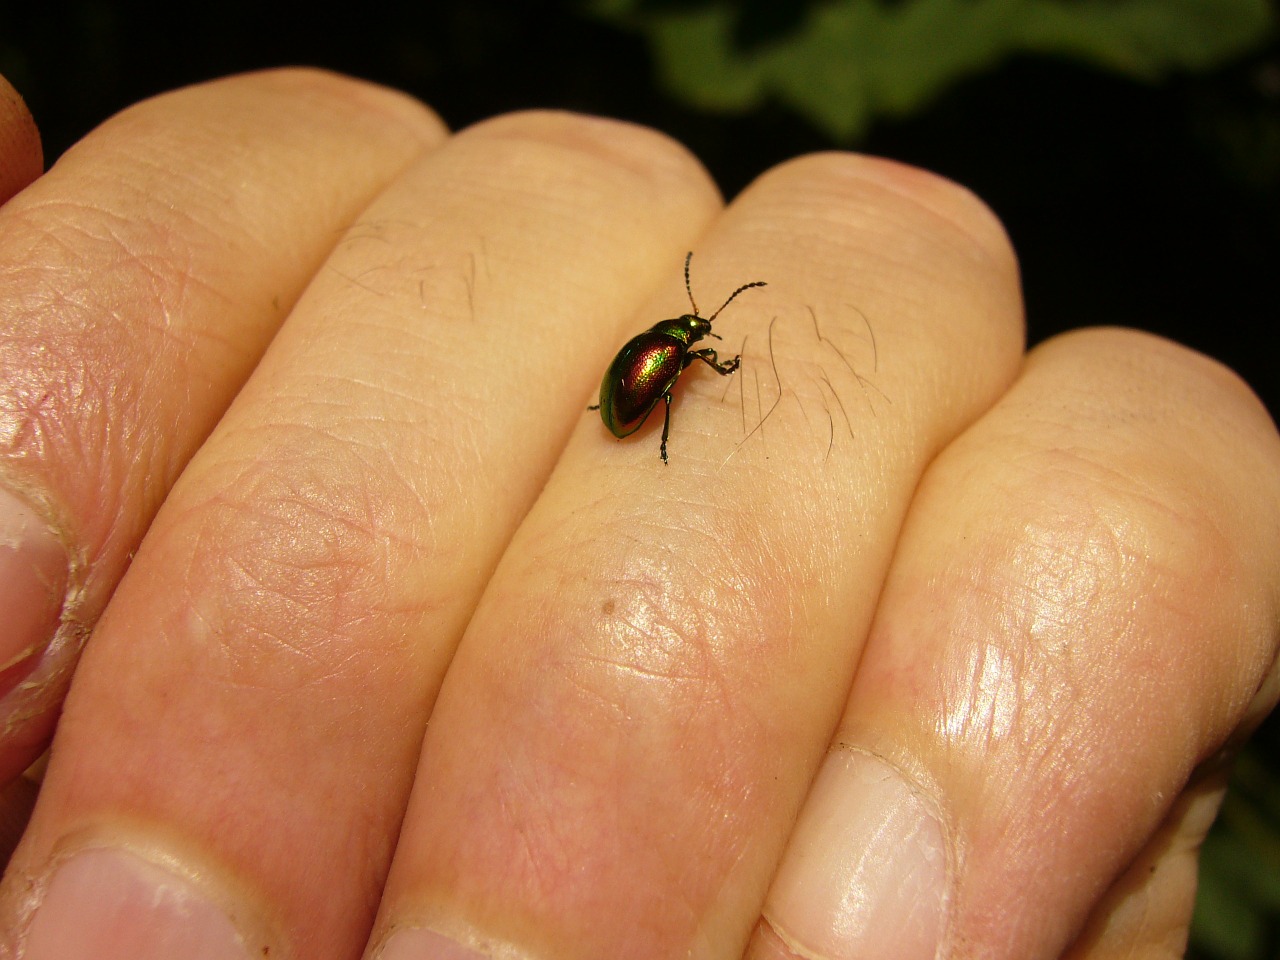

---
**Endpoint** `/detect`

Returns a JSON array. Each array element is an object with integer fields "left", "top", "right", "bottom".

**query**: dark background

[{"left": 2, "top": 2, "right": 1278, "bottom": 956}]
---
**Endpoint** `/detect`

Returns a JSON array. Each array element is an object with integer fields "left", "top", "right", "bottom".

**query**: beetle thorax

[{"left": 648, "top": 314, "right": 711, "bottom": 345}]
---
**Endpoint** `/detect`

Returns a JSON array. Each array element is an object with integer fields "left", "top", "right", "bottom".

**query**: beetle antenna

[
  {"left": 708, "top": 280, "right": 767, "bottom": 322},
  {"left": 684, "top": 251, "right": 698, "bottom": 316}
]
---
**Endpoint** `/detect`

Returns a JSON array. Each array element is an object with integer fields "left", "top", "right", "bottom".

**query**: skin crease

[{"left": 0, "top": 69, "right": 1275, "bottom": 960}]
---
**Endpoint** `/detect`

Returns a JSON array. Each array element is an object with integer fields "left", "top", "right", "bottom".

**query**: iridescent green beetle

[{"left": 590, "top": 252, "right": 766, "bottom": 463}]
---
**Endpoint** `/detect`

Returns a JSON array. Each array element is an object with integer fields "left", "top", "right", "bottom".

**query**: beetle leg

[
  {"left": 660, "top": 392, "right": 672, "bottom": 464},
  {"left": 690, "top": 348, "right": 740, "bottom": 375}
]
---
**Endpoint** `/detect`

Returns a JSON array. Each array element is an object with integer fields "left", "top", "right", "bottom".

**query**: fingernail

[
  {"left": 0, "top": 488, "right": 67, "bottom": 692},
  {"left": 23, "top": 848, "right": 254, "bottom": 960},
  {"left": 762, "top": 749, "right": 948, "bottom": 960},
  {"left": 376, "top": 928, "right": 489, "bottom": 960}
]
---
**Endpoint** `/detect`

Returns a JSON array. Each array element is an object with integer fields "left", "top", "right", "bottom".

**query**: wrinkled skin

[{"left": 0, "top": 69, "right": 1277, "bottom": 960}]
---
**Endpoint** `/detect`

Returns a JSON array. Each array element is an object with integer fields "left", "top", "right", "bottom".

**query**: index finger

[{"left": 0, "top": 70, "right": 444, "bottom": 779}]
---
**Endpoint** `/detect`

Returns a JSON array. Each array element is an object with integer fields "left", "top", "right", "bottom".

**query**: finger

[
  {"left": 1, "top": 112, "right": 723, "bottom": 960},
  {"left": 0, "top": 69, "right": 443, "bottom": 780},
  {"left": 0, "top": 75, "right": 41, "bottom": 205},
  {"left": 1061, "top": 770, "right": 1228, "bottom": 959},
  {"left": 754, "top": 329, "right": 1280, "bottom": 960},
  {"left": 370, "top": 156, "right": 1025, "bottom": 958}
]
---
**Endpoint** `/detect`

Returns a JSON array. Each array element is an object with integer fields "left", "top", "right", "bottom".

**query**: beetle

[{"left": 590, "top": 252, "right": 766, "bottom": 463}]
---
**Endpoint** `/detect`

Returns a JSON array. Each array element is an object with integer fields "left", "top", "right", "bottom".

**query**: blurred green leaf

[
  {"left": 1191, "top": 746, "right": 1280, "bottom": 959},
  {"left": 591, "top": 0, "right": 1276, "bottom": 139}
]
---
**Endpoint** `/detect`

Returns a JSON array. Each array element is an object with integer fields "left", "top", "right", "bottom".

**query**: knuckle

[
  {"left": 1043, "top": 327, "right": 1279, "bottom": 450},
  {"left": 949, "top": 436, "right": 1258, "bottom": 747},
  {"left": 234, "top": 67, "right": 444, "bottom": 137},
  {"left": 0, "top": 201, "right": 204, "bottom": 486},
  {"left": 462, "top": 109, "right": 718, "bottom": 201},
  {"left": 924, "top": 325, "right": 1280, "bottom": 768},
  {"left": 752, "top": 151, "right": 1018, "bottom": 276},
  {"left": 171, "top": 427, "right": 428, "bottom": 683}
]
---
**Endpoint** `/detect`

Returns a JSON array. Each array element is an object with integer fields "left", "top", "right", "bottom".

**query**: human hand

[{"left": 1, "top": 69, "right": 1278, "bottom": 960}]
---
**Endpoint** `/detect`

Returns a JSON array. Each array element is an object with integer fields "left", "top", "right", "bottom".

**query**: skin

[
  {"left": 0, "top": 77, "right": 42, "bottom": 208},
  {"left": 0, "top": 68, "right": 1277, "bottom": 959}
]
